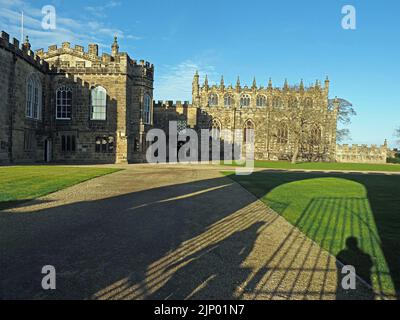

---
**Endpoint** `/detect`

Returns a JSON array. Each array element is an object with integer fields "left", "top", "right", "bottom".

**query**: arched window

[
  {"left": 26, "top": 75, "right": 42, "bottom": 120},
  {"left": 91, "top": 86, "right": 107, "bottom": 120},
  {"left": 243, "top": 119, "right": 255, "bottom": 143},
  {"left": 240, "top": 94, "right": 251, "bottom": 107},
  {"left": 210, "top": 118, "right": 221, "bottom": 140},
  {"left": 224, "top": 94, "right": 234, "bottom": 107},
  {"left": 277, "top": 123, "right": 289, "bottom": 144},
  {"left": 143, "top": 94, "right": 152, "bottom": 124},
  {"left": 272, "top": 96, "right": 282, "bottom": 109},
  {"left": 256, "top": 95, "right": 267, "bottom": 107},
  {"left": 310, "top": 125, "right": 322, "bottom": 145},
  {"left": 304, "top": 97, "right": 313, "bottom": 108},
  {"left": 209, "top": 93, "right": 219, "bottom": 106},
  {"left": 289, "top": 96, "right": 298, "bottom": 108},
  {"left": 56, "top": 86, "right": 72, "bottom": 119}
]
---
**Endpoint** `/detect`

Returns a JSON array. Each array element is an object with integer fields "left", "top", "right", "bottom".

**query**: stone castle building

[
  {"left": 0, "top": 30, "right": 389, "bottom": 164},
  {"left": 0, "top": 31, "right": 153, "bottom": 164}
]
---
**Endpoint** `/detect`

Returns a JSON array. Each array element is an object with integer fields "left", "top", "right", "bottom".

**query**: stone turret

[
  {"left": 192, "top": 71, "right": 200, "bottom": 105},
  {"left": 252, "top": 77, "right": 257, "bottom": 90},
  {"left": 220, "top": 75, "right": 225, "bottom": 90},
  {"left": 325, "top": 76, "right": 330, "bottom": 90},
  {"left": 88, "top": 44, "right": 98, "bottom": 57},
  {"left": 236, "top": 76, "right": 241, "bottom": 92},
  {"left": 111, "top": 36, "right": 119, "bottom": 57},
  {"left": 22, "top": 35, "right": 31, "bottom": 51},
  {"left": 268, "top": 78, "right": 272, "bottom": 90},
  {"left": 300, "top": 79, "right": 304, "bottom": 92},
  {"left": 283, "top": 78, "right": 289, "bottom": 91},
  {"left": 204, "top": 74, "right": 209, "bottom": 91}
]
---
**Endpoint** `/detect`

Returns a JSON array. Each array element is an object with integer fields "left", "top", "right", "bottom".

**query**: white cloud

[
  {"left": 154, "top": 60, "right": 217, "bottom": 102},
  {"left": 0, "top": 0, "right": 139, "bottom": 51},
  {"left": 84, "top": 1, "right": 121, "bottom": 18}
]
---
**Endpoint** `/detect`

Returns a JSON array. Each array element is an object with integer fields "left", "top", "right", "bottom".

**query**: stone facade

[
  {"left": 0, "top": 29, "right": 390, "bottom": 164},
  {"left": 154, "top": 73, "right": 339, "bottom": 162},
  {"left": 336, "top": 141, "right": 389, "bottom": 164},
  {"left": 0, "top": 31, "right": 154, "bottom": 164}
]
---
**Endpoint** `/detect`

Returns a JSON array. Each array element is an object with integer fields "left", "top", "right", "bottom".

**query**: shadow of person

[
  {"left": 147, "top": 221, "right": 266, "bottom": 300},
  {"left": 336, "top": 237, "right": 375, "bottom": 300}
]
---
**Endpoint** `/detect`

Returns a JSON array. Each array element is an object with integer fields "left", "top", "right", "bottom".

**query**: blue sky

[{"left": 1, "top": 0, "right": 399, "bottom": 147}]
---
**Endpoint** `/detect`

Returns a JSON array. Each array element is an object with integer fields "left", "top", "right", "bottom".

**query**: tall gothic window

[
  {"left": 210, "top": 118, "right": 221, "bottom": 139},
  {"left": 277, "top": 123, "right": 289, "bottom": 144},
  {"left": 256, "top": 95, "right": 267, "bottom": 107},
  {"left": 289, "top": 96, "right": 298, "bottom": 108},
  {"left": 224, "top": 94, "right": 234, "bottom": 107},
  {"left": 311, "top": 125, "right": 322, "bottom": 145},
  {"left": 209, "top": 93, "right": 219, "bottom": 106},
  {"left": 91, "top": 86, "right": 107, "bottom": 120},
  {"left": 56, "top": 86, "right": 72, "bottom": 120},
  {"left": 143, "top": 94, "right": 152, "bottom": 124},
  {"left": 240, "top": 94, "right": 251, "bottom": 107},
  {"left": 272, "top": 96, "right": 282, "bottom": 109},
  {"left": 26, "top": 75, "right": 42, "bottom": 120},
  {"left": 243, "top": 119, "right": 255, "bottom": 143},
  {"left": 304, "top": 97, "right": 313, "bottom": 108}
]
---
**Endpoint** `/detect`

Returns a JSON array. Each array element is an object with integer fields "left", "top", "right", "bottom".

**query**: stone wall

[
  {"left": 0, "top": 31, "right": 49, "bottom": 164},
  {"left": 187, "top": 74, "right": 338, "bottom": 161},
  {"left": 0, "top": 29, "right": 154, "bottom": 164},
  {"left": 336, "top": 142, "right": 388, "bottom": 164}
]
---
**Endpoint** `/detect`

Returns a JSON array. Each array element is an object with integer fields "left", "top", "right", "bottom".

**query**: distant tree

[
  {"left": 395, "top": 127, "right": 400, "bottom": 145},
  {"left": 277, "top": 104, "right": 321, "bottom": 164},
  {"left": 329, "top": 98, "right": 357, "bottom": 143},
  {"left": 282, "top": 98, "right": 356, "bottom": 164},
  {"left": 336, "top": 128, "right": 351, "bottom": 143}
]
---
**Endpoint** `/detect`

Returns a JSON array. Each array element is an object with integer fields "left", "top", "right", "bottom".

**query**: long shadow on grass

[{"left": 229, "top": 170, "right": 400, "bottom": 299}]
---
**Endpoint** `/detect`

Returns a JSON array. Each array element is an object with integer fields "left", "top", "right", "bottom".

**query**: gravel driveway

[{"left": 0, "top": 164, "right": 374, "bottom": 300}]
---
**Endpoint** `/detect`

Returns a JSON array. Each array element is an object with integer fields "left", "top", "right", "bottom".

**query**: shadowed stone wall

[{"left": 0, "top": 30, "right": 154, "bottom": 164}]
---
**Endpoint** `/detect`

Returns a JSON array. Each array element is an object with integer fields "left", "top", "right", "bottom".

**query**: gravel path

[{"left": 0, "top": 164, "right": 374, "bottom": 300}]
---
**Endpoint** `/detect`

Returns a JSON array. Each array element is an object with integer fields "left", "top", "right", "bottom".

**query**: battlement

[
  {"left": 30, "top": 36, "right": 153, "bottom": 77},
  {"left": 0, "top": 31, "right": 49, "bottom": 72},
  {"left": 153, "top": 100, "right": 192, "bottom": 109},
  {"left": 336, "top": 141, "right": 389, "bottom": 164},
  {"left": 336, "top": 142, "right": 388, "bottom": 152},
  {"left": 37, "top": 42, "right": 112, "bottom": 62}
]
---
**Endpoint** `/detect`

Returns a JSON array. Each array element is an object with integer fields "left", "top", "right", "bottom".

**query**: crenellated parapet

[
  {"left": 336, "top": 140, "right": 389, "bottom": 164},
  {"left": 127, "top": 58, "right": 154, "bottom": 81},
  {"left": 153, "top": 100, "right": 192, "bottom": 110},
  {"left": 153, "top": 100, "right": 197, "bottom": 129},
  {"left": 0, "top": 31, "right": 49, "bottom": 72},
  {"left": 33, "top": 37, "right": 153, "bottom": 80}
]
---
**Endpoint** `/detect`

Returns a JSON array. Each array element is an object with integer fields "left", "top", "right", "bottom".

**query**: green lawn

[
  {"left": 0, "top": 166, "right": 121, "bottom": 208},
  {"left": 225, "top": 170, "right": 400, "bottom": 298},
  {"left": 223, "top": 160, "right": 400, "bottom": 172}
]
